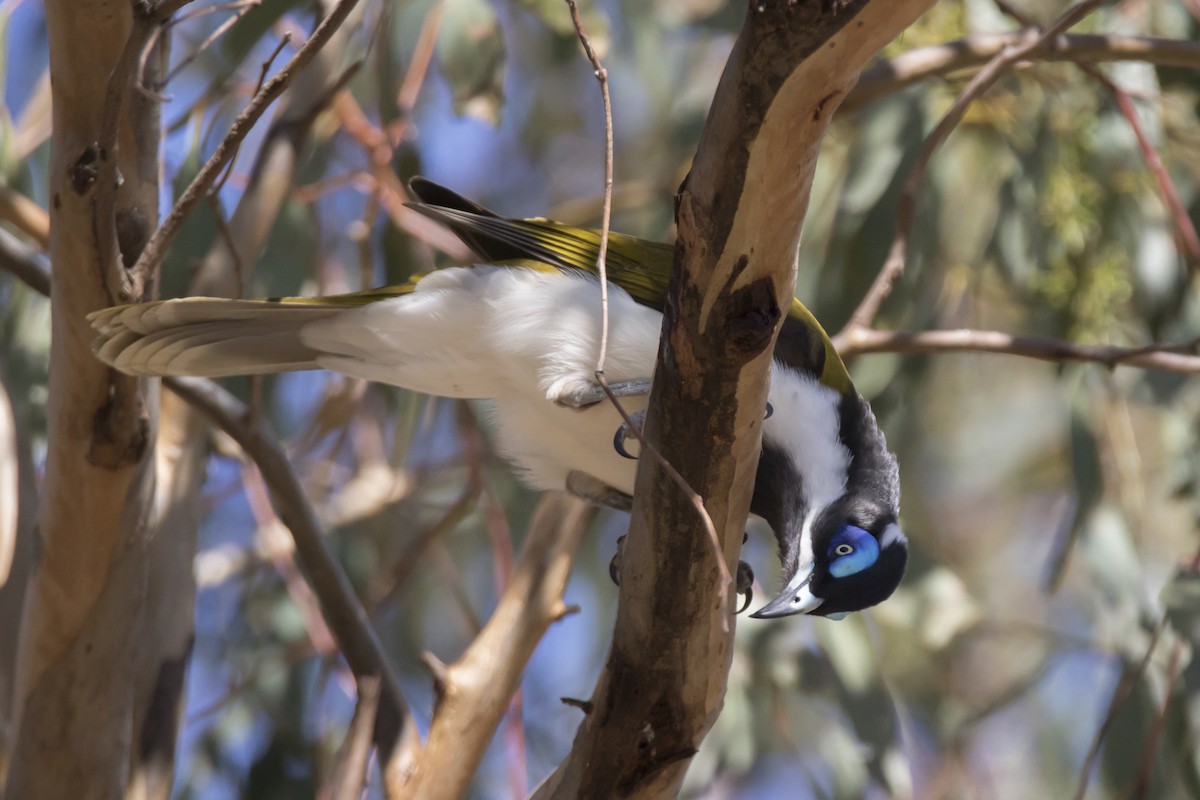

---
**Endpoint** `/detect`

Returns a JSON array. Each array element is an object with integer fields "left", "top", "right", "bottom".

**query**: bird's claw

[
  {"left": 613, "top": 412, "right": 644, "bottom": 460},
  {"left": 609, "top": 534, "right": 626, "bottom": 585},
  {"left": 612, "top": 533, "right": 753, "bottom": 614},
  {"left": 736, "top": 560, "right": 754, "bottom": 614}
]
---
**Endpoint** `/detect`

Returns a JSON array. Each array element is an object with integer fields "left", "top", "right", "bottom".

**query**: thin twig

[
  {"left": 163, "top": 375, "right": 416, "bottom": 775},
  {"left": 1128, "top": 641, "right": 1184, "bottom": 799},
  {"left": 242, "top": 462, "right": 338, "bottom": 655},
  {"left": 153, "top": 0, "right": 199, "bottom": 21},
  {"left": 329, "top": 676, "right": 382, "bottom": 800},
  {"left": 396, "top": 494, "right": 594, "bottom": 799},
  {"left": 1078, "top": 64, "right": 1200, "bottom": 268},
  {"left": 835, "top": 327, "right": 1200, "bottom": 374},
  {"left": 838, "top": 0, "right": 1106, "bottom": 338},
  {"left": 1073, "top": 620, "right": 1165, "bottom": 800},
  {"left": 393, "top": 2, "right": 443, "bottom": 126},
  {"left": 211, "top": 32, "right": 294, "bottom": 198},
  {"left": 0, "top": 186, "right": 50, "bottom": 248},
  {"left": 565, "top": 0, "right": 614, "bottom": 377},
  {"left": 161, "top": 0, "right": 262, "bottom": 88},
  {"left": 130, "top": 0, "right": 365, "bottom": 280},
  {"left": 206, "top": 196, "right": 246, "bottom": 296},
  {"left": 0, "top": 228, "right": 52, "bottom": 297},
  {"left": 844, "top": 33, "right": 1200, "bottom": 113},
  {"left": 564, "top": 0, "right": 732, "bottom": 615}
]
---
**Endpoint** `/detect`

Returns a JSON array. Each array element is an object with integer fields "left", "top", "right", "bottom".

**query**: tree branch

[
  {"left": 838, "top": 0, "right": 1106, "bottom": 339},
  {"left": 7, "top": 2, "right": 163, "bottom": 795},
  {"left": 0, "top": 228, "right": 51, "bottom": 297},
  {"left": 0, "top": 186, "right": 50, "bottom": 249},
  {"left": 396, "top": 494, "right": 594, "bottom": 800},
  {"left": 329, "top": 675, "right": 381, "bottom": 800},
  {"left": 837, "top": 327, "right": 1200, "bottom": 373},
  {"left": 533, "top": 2, "right": 936, "bottom": 797},
  {"left": 164, "top": 376, "right": 418, "bottom": 789},
  {"left": 844, "top": 33, "right": 1200, "bottom": 113},
  {"left": 129, "top": 0, "right": 364, "bottom": 280}
]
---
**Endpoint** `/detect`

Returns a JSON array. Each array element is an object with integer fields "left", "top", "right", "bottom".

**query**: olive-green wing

[
  {"left": 407, "top": 177, "right": 674, "bottom": 311},
  {"left": 406, "top": 178, "right": 852, "bottom": 391}
]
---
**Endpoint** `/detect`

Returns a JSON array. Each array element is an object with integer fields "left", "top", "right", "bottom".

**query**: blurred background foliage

[{"left": 3, "top": 0, "right": 1200, "bottom": 797}]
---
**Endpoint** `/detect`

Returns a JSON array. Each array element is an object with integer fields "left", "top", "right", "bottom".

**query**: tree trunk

[{"left": 7, "top": 2, "right": 161, "bottom": 797}]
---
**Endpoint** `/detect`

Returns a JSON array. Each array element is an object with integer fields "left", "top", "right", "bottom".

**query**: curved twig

[
  {"left": 835, "top": 327, "right": 1200, "bottom": 374},
  {"left": 130, "top": 0, "right": 364, "bottom": 280},
  {"left": 845, "top": 33, "right": 1200, "bottom": 113},
  {"left": 840, "top": 0, "right": 1106, "bottom": 337}
]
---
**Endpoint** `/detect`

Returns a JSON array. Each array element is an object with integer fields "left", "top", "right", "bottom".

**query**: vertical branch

[
  {"left": 567, "top": 0, "right": 731, "bottom": 609},
  {"left": 535, "top": 2, "right": 936, "bottom": 797},
  {"left": 7, "top": 2, "right": 162, "bottom": 796},
  {"left": 394, "top": 494, "right": 594, "bottom": 800}
]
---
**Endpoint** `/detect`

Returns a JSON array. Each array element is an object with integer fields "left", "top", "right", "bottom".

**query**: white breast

[{"left": 301, "top": 266, "right": 663, "bottom": 492}]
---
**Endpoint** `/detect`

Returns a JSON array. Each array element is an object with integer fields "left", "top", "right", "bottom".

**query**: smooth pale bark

[
  {"left": 395, "top": 494, "right": 595, "bottom": 800},
  {"left": 128, "top": 8, "right": 367, "bottom": 796},
  {"left": 8, "top": 2, "right": 160, "bottom": 797}
]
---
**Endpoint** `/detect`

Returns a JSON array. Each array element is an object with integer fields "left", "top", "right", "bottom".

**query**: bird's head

[{"left": 749, "top": 363, "right": 908, "bottom": 620}]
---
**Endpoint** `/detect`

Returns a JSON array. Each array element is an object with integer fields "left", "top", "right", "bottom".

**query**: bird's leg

[
  {"left": 612, "top": 403, "right": 771, "bottom": 461},
  {"left": 565, "top": 470, "right": 633, "bottom": 512},
  {"left": 552, "top": 378, "right": 652, "bottom": 410},
  {"left": 566, "top": 467, "right": 754, "bottom": 612}
]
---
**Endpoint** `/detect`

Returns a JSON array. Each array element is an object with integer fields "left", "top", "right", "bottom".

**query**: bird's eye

[{"left": 827, "top": 525, "right": 880, "bottom": 578}]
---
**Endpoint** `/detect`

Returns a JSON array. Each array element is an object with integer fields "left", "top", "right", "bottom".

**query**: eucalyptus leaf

[
  {"left": 1044, "top": 400, "right": 1104, "bottom": 592},
  {"left": 438, "top": 0, "right": 506, "bottom": 125},
  {"left": 1162, "top": 568, "right": 1200, "bottom": 643}
]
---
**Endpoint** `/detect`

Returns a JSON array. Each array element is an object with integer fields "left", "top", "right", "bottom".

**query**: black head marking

[{"left": 805, "top": 495, "right": 907, "bottom": 616}]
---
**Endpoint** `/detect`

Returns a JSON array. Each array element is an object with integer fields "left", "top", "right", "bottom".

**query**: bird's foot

[
  {"left": 566, "top": 470, "right": 632, "bottom": 512},
  {"left": 736, "top": 560, "right": 754, "bottom": 614},
  {"left": 552, "top": 378, "right": 653, "bottom": 410},
  {"left": 612, "top": 411, "right": 645, "bottom": 460},
  {"left": 608, "top": 532, "right": 755, "bottom": 615},
  {"left": 608, "top": 535, "right": 626, "bottom": 585}
]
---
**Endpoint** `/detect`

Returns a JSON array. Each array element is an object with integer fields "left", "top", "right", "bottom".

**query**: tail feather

[{"left": 89, "top": 297, "right": 344, "bottom": 378}]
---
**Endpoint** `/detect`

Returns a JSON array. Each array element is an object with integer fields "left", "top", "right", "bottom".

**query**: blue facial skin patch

[{"left": 828, "top": 525, "right": 880, "bottom": 578}]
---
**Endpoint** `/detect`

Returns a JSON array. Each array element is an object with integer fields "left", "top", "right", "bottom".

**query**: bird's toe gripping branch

[
  {"left": 609, "top": 532, "right": 755, "bottom": 614},
  {"left": 553, "top": 378, "right": 653, "bottom": 410},
  {"left": 613, "top": 411, "right": 645, "bottom": 460},
  {"left": 614, "top": 403, "right": 772, "bottom": 460}
]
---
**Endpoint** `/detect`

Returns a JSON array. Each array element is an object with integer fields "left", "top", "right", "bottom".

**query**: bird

[{"left": 88, "top": 177, "right": 908, "bottom": 620}]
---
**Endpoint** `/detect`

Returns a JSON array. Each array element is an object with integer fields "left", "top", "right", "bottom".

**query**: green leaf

[
  {"left": 1043, "top": 397, "right": 1104, "bottom": 591},
  {"left": 438, "top": 0, "right": 506, "bottom": 125},
  {"left": 1162, "top": 568, "right": 1200, "bottom": 641}
]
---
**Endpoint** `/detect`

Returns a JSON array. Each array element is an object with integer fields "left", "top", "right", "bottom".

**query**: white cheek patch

[{"left": 880, "top": 521, "right": 906, "bottom": 549}]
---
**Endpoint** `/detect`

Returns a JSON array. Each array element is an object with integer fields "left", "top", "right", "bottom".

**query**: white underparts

[{"left": 302, "top": 267, "right": 663, "bottom": 495}]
